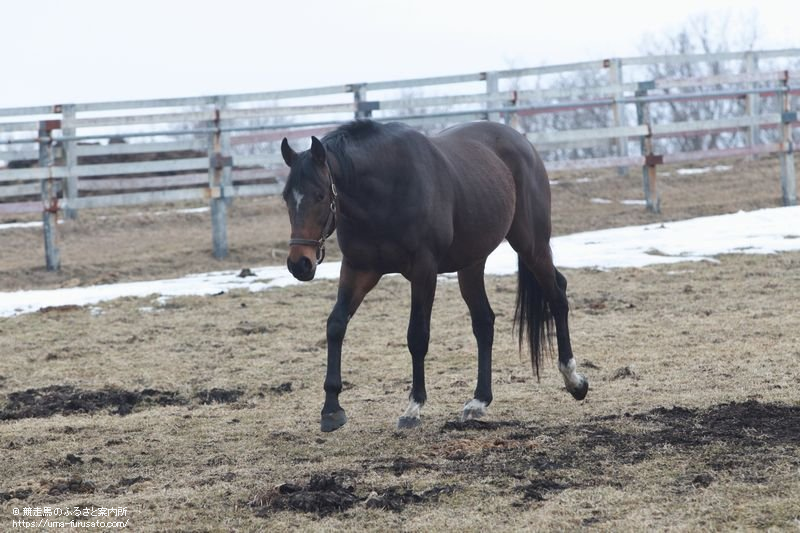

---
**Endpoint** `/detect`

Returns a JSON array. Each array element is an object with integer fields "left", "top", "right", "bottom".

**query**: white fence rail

[{"left": 1, "top": 49, "right": 798, "bottom": 270}]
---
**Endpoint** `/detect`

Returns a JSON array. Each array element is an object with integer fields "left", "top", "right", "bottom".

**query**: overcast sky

[{"left": 1, "top": 0, "right": 796, "bottom": 108}]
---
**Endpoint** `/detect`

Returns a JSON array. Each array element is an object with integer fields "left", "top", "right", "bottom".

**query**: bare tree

[{"left": 638, "top": 13, "right": 762, "bottom": 152}]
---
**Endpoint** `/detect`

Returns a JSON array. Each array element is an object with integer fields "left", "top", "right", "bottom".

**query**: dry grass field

[{"left": 1, "top": 156, "right": 798, "bottom": 531}]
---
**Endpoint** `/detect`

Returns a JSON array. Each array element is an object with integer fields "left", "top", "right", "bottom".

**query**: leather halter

[{"left": 288, "top": 164, "right": 338, "bottom": 264}]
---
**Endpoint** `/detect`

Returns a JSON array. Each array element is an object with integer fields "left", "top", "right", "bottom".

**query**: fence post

[
  {"left": 506, "top": 88, "right": 520, "bottom": 130},
  {"left": 61, "top": 104, "right": 79, "bottom": 219},
  {"left": 780, "top": 72, "right": 797, "bottom": 206},
  {"left": 745, "top": 52, "right": 760, "bottom": 159},
  {"left": 38, "top": 121, "right": 61, "bottom": 271},
  {"left": 485, "top": 71, "right": 500, "bottom": 122},
  {"left": 216, "top": 96, "right": 233, "bottom": 208},
  {"left": 208, "top": 105, "right": 229, "bottom": 258},
  {"left": 352, "top": 83, "right": 374, "bottom": 119},
  {"left": 635, "top": 81, "right": 660, "bottom": 213},
  {"left": 607, "top": 58, "right": 629, "bottom": 175}
]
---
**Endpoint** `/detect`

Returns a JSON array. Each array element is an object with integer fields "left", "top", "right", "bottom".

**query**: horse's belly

[{"left": 440, "top": 178, "right": 515, "bottom": 272}]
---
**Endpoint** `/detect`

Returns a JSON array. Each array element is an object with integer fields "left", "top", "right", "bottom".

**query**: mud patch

[
  {"left": 0, "top": 489, "right": 32, "bottom": 501},
  {"left": 618, "top": 401, "right": 800, "bottom": 448},
  {"left": 252, "top": 473, "right": 359, "bottom": 517},
  {"left": 363, "top": 485, "right": 456, "bottom": 512},
  {"left": 262, "top": 382, "right": 293, "bottom": 395},
  {"left": 0, "top": 386, "right": 186, "bottom": 420},
  {"left": 195, "top": 388, "right": 244, "bottom": 405},
  {"left": 517, "top": 478, "right": 570, "bottom": 502},
  {"left": 251, "top": 472, "right": 457, "bottom": 517},
  {"left": 46, "top": 477, "right": 96, "bottom": 496},
  {"left": 371, "top": 457, "right": 437, "bottom": 476},
  {"left": 427, "top": 400, "right": 800, "bottom": 507},
  {"left": 105, "top": 476, "right": 151, "bottom": 495}
]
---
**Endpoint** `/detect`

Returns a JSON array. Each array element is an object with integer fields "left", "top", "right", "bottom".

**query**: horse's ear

[
  {"left": 281, "top": 138, "right": 297, "bottom": 167},
  {"left": 310, "top": 136, "right": 326, "bottom": 165}
]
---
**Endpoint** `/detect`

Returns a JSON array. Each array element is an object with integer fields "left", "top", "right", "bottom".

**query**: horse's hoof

[
  {"left": 397, "top": 416, "right": 421, "bottom": 429},
  {"left": 320, "top": 409, "right": 347, "bottom": 432},
  {"left": 569, "top": 378, "right": 589, "bottom": 401},
  {"left": 461, "top": 399, "right": 488, "bottom": 422}
]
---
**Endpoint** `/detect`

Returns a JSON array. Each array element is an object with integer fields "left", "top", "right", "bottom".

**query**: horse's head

[{"left": 280, "top": 136, "right": 337, "bottom": 281}]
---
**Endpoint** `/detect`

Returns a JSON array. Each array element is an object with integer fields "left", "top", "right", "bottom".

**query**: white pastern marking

[
  {"left": 463, "top": 399, "right": 487, "bottom": 413},
  {"left": 461, "top": 399, "right": 488, "bottom": 421},
  {"left": 291, "top": 188, "right": 304, "bottom": 211},
  {"left": 559, "top": 358, "right": 585, "bottom": 389},
  {"left": 402, "top": 400, "right": 421, "bottom": 419}
]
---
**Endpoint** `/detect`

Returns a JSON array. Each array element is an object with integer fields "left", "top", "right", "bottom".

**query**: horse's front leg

[
  {"left": 321, "top": 262, "right": 380, "bottom": 432},
  {"left": 398, "top": 268, "right": 437, "bottom": 429}
]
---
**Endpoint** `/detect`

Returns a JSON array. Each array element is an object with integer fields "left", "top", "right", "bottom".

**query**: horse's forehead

[{"left": 287, "top": 156, "right": 322, "bottom": 190}]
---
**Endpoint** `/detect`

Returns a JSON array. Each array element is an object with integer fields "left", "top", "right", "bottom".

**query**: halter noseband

[{"left": 288, "top": 167, "right": 338, "bottom": 265}]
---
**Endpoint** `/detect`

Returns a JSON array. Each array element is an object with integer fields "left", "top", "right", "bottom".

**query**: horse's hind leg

[
  {"left": 512, "top": 240, "right": 588, "bottom": 400},
  {"left": 457, "top": 260, "right": 495, "bottom": 421},
  {"left": 552, "top": 268, "right": 588, "bottom": 399},
  {"left": 528, "top": 250, "right": 588, "bottom": 400}
]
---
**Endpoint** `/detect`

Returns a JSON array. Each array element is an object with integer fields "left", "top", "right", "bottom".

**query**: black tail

[{"left": 513, "top": 256, "right": 554, "bottom": 380}]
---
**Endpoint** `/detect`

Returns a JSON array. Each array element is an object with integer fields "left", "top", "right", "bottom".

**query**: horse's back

[{"left": 436, "top": 121, "right": 548, "bottom": 188}]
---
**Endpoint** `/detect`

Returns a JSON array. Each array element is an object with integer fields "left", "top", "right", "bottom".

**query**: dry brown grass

[
  {"left": 1, "top": 251, "right": 799, "bottom": 531},
  {"left": 1, "top": 155, "right": 798, "bottom": 531}
]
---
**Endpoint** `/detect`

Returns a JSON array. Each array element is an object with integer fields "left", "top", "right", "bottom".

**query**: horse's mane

[{"left": 323, "top": 120, "right": 404, "bottom": 186}]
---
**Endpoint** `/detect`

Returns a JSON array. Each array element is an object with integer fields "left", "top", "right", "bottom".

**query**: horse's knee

[{"left": 407, "top": 324, "right": 430, "bottom": 359}]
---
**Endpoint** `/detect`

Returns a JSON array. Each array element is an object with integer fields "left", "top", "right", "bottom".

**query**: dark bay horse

[{"left": 280, "top": 120, "right": 588, "bottom": 432}]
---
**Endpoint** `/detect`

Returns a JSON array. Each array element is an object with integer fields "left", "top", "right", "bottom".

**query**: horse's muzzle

[{"left": 287, "top": 255, "right": 315, "bottom": 281}]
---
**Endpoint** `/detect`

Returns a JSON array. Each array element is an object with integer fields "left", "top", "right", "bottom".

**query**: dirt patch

[
  {"left": 46, "top": 477, "right": 96, "bottom": 496},
  {"left": 250, "top": 472, "right": 457, "bottom": 517},
  {"left": 436, "top": 400, "right": 800, "bottom": 500},
  {"left": 517, "top": 478, "right": 570, "bottom": 502},
  {"left": 194, "top": 388, "right": 244, "bottom": 405},
  {"left": 105, "top": 476, "right": 152, "bottom": 495},
  {"left": 251, "top": 473, "right": 360, "bottom": 517},
  {"left": 371, "top": 457, "right": 437, "bottom": 476},
  {"left": 0, "top": 489, "right": 32, "bottom": 501},
  {"left": 0, "top": 385, "right": 186, "bottom": 419},
  {"left": 262, "top": 382, "right": 293, "bottom": 395},
  {"left": 363, "top": 485, "right": 457, "bottom": 512},
  {"left": 631, "top": 401, "right": 800, "bottom": 448}
]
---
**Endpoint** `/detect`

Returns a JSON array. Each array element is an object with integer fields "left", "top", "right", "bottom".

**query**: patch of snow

[
  {"left": 590, "top": 198, "right": 612, "bottom": 204},
  {"left": 676, "top": 165, "right": 733, "bottom": 176},
  {"left": 620, "top": 199, "right": 647, "bottom": 206},
  {"left": 2, "top": 206, "right": 799, "bottom": 317},
  {"left": 0, "top": 221, "right": 43, "bottom": 230}
]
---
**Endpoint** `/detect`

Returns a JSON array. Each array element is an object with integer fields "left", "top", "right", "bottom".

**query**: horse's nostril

[
  {"left": 298, "top": 256, "right": 312, "bottom": 274},
  {"left": 287, "top": 256, "right": 314, "bottom": 280}
]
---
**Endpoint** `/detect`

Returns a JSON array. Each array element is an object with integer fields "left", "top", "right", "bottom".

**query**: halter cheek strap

[{"left": 288, "top": 171, "right": 338, "bottom": 265}]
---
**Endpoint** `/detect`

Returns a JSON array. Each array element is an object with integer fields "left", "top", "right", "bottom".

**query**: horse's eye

[{"left": 315, "top": 193, "right": 325, "bottom": 203}]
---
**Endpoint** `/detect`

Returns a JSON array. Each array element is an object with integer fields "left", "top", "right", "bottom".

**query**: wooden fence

[{"left": 1, "top": 48, "right": 798, "bottom": 270}]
